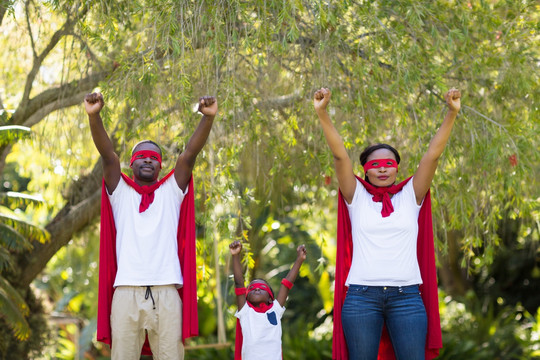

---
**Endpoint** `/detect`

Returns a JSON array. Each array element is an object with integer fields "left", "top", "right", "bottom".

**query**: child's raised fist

[
  {"left": 229, "top": 240, "right": 243, "bottom": 256},
  {"left": 296, "top": 244, "right": 307, "bottom": 262}
]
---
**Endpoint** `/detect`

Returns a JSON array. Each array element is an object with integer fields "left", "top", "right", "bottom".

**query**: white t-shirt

[
  {"left": 345, "top": 178, "right": 423, "bottom": 286},
  {"left": 108, "top": 175, "right": 187, "bottom": 287},
  {"left": 235, "top": 300, "right": 286, "bottom": 360}
]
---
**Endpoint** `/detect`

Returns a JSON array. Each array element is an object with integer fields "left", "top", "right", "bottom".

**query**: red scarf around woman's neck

[{"left": 356, "top": 177, "right": 407, "bottom": 217}]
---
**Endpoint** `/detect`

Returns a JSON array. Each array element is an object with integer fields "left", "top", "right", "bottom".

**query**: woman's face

[{"left": 365, "top": 148, "right": 398, "bottom": 187}]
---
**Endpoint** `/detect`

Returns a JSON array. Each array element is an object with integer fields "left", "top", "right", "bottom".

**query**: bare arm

[
  {"left": 84, "top": 93, "right": 121, "bottom": 193},
  {"left": 229, "top": 241, "right": 246, "bottom": 309},
  {"left": 314, "top": 88, "right": 356, "bottom": 203},
  {"left": 276, "top": 245, "right": 307, "bottom": 307},
  {"left": 175, "top": 96, "right": 217, "bottom": 191},
  {"left": 413, "top": 89, "right": 461, "bottom": 204}
]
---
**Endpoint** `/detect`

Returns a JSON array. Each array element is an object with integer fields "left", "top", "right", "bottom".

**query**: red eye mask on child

[
  {"left": 363, "top": 158, "right": 398, "bottom": 172},
  {"left": 130, "top": 150, "right": 162, "bottom": 167},
  {"left": 247, "top": 283, "right": 274, "bottom": 300}
]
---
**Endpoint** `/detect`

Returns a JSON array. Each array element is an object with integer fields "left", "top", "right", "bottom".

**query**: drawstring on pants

[{"left": 144, "top": 286, "right": 156, "bottom": 309}]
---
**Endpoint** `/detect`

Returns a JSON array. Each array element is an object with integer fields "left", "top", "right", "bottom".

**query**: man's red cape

[
  {"left": 96, "top": 171, "right": 198, "bottom": 355},
  {"left": 332, "top": 176, "right": 442, "bottom": 360}
]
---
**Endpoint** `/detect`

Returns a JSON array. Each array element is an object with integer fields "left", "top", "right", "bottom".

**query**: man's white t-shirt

[
  {"left": 235, "top": 300, "right": 286, "bottom": 360},
  {"left": 108, "top": 175, "right": 187, "bottom": 287},
  {"left": 345, "top": 178, "right": 423, "bottom": 286}
]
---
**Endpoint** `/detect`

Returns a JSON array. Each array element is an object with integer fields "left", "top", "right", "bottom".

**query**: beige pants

[{"left": 111, "top": 285, "right": 184, "bottom": 360}]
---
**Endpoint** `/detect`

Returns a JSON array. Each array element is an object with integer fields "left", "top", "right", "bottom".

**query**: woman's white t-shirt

[
  {"left": 108, "top": 175, "right": 187, "bottom": 287},
  {"left": 345, "top": 178, "right": 423, "bottom": 286}
]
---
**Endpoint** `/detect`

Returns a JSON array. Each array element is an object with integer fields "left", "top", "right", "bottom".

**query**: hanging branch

[{"left": 18, "top": 3, "right": 90, "bottom": 114}]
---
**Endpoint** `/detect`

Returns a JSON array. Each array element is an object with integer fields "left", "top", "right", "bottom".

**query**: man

[{"left": 84, "top": 92, "right": 217, "bottom": 360}]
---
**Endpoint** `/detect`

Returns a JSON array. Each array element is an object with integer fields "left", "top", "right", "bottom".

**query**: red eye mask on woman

[{"left": 363, "top": 158, "right": 398, "bottom": 172}]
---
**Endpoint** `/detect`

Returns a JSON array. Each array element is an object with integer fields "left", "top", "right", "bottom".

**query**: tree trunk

[{"left": 437, "top": 230, "right": 470, "bottom": 297}]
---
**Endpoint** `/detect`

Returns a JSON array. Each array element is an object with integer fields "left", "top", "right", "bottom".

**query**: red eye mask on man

[{"left": 130, "top": 150, "right": 162, "bottom": 168}]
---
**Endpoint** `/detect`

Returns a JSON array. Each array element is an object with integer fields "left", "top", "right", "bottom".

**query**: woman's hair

[
  {"left": 131, "top": 140, "right": 162, "bottom": 156},
  {"left": 359, "top": 143, "right": 401, "bottom": 166}
]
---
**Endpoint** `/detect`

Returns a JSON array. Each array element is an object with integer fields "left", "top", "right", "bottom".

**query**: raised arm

[
  {"left": 276, "top": 245, "right": 307, "bottom": 307},
  {"left": 175, "top": 96, "right": 217, "bottom": 191},
  {"left": 229, "top": 240, "right": 246, "bottom": 309},
  {"left": 84, "top": 93, "right": 121, "bottom": 193},
  {"left": 413, "top": 89, "right": 461, "bottom": 204},
  {"left": 314, "top": 88, "right": 356, "bottom": 203}
]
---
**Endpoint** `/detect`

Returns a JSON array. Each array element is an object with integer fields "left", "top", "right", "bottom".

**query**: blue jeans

[{"left": 341, "top": 284, "right": 427, "bottom": 360}]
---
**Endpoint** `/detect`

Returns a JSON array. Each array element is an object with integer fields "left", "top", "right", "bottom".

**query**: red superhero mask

[
  {"left": 247, "top": 282, "right": 274, "bottom": 300},
  {"left": 363, "top": 158, "right": 398, "bottom": 172},
  {"left": 246, "top": 282, "right": 274, "bottom": 313},
  {"left": 130, "top": 150, "right": 162, "bottom": 168}
]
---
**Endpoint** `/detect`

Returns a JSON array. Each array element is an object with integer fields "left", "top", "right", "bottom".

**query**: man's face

[{"left": 130, "top": 142, "right": 162, "bottom": 183}]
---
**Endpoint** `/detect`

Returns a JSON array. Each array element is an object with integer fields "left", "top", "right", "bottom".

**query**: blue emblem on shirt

[{"left": 267, "top": 311, "right": 277, "bottom": 325}]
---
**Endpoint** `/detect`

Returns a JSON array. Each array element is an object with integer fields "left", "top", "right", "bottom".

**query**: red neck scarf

[
  {"left": 332, "top": 176, "right": 442, "bottom": 360},
  {"left": 357, "top": 177, "right": 407, "bottom": 218},
  {"left": 246, "top": 283, "right": 274, "bottom": 313},
  {"left": 120, "top": 171, "right": 174, "bottom": 213}
]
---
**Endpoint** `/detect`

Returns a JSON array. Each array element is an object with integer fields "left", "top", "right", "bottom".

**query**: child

[{"left": 229, "top": 240, "right": 307, "bottom": 360}]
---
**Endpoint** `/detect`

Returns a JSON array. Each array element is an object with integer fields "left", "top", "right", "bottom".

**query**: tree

[{"left": 0, "top": 0, "right": 538, "bottom": 357}]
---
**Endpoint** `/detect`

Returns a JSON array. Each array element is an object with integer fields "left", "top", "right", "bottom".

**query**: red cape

[
  {"left": 96, "top": 171, "right": 199, "bottom": 355},
  {"left": 332, "top": 176, "right": 442, "bottom": 360}
]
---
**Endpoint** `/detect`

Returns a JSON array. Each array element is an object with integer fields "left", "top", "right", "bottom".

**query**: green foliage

[
  {"left": 0, "top": 125, "right": 30, "bottom": 144},
  {"left": 0, "top": 276, "right": 30, "bottom": 340},
  {"left": 0, "top": 0, "right": 538, "bottom": 358},
  {"left": 439, "top": 293, "right": 540, "bottom": 360},
  {"left": 0, "top": 289, "right": 51, "bottom": 360},
  {"left": 0, "top": 125, "right": 48, "bottom": 344}
]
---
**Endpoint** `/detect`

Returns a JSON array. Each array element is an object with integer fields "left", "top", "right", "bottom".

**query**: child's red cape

[
  {"left": 96, "top": 170, "right": 199, "bottom": 355},
  {"left": 332, "top": 176, "right": 442, "bottom": 360}
]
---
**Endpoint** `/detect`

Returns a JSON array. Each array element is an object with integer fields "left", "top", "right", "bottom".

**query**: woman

[{"left": 314, "top": 88, "right": 461, "bottom": 360}]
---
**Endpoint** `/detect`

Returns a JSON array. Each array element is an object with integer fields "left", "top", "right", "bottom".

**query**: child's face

[{"left": 247, "top": 280, "right": 273, "bottom": 305}]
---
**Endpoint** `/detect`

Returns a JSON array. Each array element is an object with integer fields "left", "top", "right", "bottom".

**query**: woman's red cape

[
  {"left": 96, "top": 170, "right": 198, "bottom": 355},
  {"left": 332, "top": 176, "right": 442, "bottom": 359}
]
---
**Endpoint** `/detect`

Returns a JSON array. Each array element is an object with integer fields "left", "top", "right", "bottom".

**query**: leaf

[{"left": 0, "top": 276, "right": 30, "bottom": 340}]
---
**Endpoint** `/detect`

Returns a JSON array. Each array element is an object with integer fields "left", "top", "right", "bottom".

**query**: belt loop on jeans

[
  {"left": 144, "top": 286, "right": 156, "bottom": 309},
  {"left": 398, "top": 286, "right": 403, "bottom": 294}
]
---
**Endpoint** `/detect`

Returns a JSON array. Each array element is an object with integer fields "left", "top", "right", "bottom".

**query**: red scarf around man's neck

[
  {"left": 120, "top": 171, "right": 174, "bottom": 213},
  {"left": 332, "top": 176, "right": 442, "bottom": 360},
  {"left": 97, "top": 170, "right": 199, "bottom": 355}
]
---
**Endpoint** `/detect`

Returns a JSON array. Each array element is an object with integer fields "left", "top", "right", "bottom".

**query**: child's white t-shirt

[
  {"left": 345, "top": 178, "right": 423, "bottom": 286},
  {"left": 235, "top": 299, "right": 286, "bottom": 360},
  {"left": 108, "top": 175, "right": 187, "bottom": 287}
]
